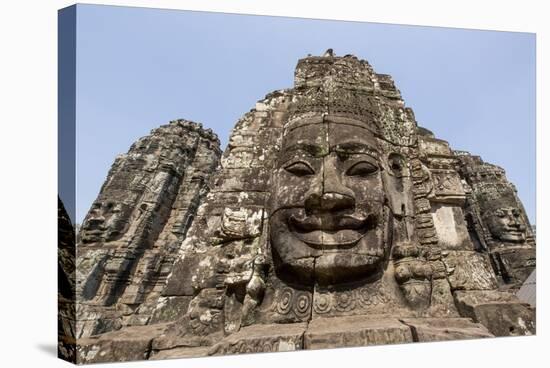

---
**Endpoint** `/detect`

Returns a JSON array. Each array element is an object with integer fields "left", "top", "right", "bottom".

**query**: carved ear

[{"left": 382, "top": 153, "right": 413, "bottom": 217}]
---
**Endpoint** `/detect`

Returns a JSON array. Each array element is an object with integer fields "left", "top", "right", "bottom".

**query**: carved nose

[
  {"left": 508, "top": 216, "right": 523, "bottom": 229},
  {"left": 304, "top": 156, "right": 356, "bottom": 214},
  {"left": 305, "top": 192, "right": 355, "bottom": 214}
]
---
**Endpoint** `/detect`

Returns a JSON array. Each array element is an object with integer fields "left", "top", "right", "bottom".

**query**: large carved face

[
  {"left": 483, "top": 207, "right": 527, "bottom": 243},
  {"left": 269, "top": 118, "right": 390, "bottom": 285}
]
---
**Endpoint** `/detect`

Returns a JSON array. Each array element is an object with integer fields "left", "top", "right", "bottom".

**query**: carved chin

[
  {"left": 314, "top": 250, "right": 385, "bottom": 285},
  {"left": 80, "top": 229, "right": 104, "bottom": 243},
  {"left": 270, "top": 225, "right": 387, "bottom": 285}
]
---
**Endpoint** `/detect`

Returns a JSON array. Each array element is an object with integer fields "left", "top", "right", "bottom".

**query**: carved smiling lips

[
  {"left": 288, "top": 212, "right": 376, "bottom": 249},
  {"left": 500, "top": 227, "right": 526, "bottom": 241},
  {"left": 503, "top": 228, "right": 525, "bottom": 236}
]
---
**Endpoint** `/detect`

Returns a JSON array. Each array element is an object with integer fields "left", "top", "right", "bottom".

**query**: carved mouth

[
  {"left": 288, "top": 213, "right": 374, "bottom": 249},
  {"left": 502, "top": 225, "right": 525, "bottom": 233},
  {"left": 501, "top": 229, "right": 526, "bottom": 239},
  {"left": 82, "top": 228, "right": 104, "bottom": 235},
  {"left": 83, "top": 218, "right": 105, "bottom": 231}
]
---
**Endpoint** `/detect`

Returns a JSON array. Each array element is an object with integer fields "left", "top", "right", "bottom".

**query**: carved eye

[
  {"left": 285, "top": 161, "right": 314, "bottom": 176},
  {"left": 347, "top": 161, "right": 378, "bottom": 177},
  {"left": 495, "top": 209, "right": 505, "bottom": 217},
  {"left": 512, "top": 209, "right": 520, "bottom": 217}
]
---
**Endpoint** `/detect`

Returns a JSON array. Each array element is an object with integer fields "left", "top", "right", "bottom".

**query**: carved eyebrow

[
  {"left": 332, "top": 142, "right": 379, "bottom": 157},
  {"left": 285, "top": 143, "right": 326, "bottom": 157}
]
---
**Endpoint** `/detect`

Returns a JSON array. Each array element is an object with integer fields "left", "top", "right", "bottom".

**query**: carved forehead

[
  {"left": 477, "top": 189, "right": 521, "bottom": 213},
  {"left": 482, "top": 205, "right": 522, "bottom": 216},
  {"left": 282, "top": 121, "right": 380, "bottom": 157}
]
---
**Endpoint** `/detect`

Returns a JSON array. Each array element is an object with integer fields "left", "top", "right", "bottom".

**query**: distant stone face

[
  {"left": 75, "top": 120, "right": 221, "bottom": 338},
  {"left": 484, "top": 207, "right": 526, "bottom": 243},
  {"left": 67, "top": 51, "right": 536, "bottom": 364},
  {"left": 455, "top": 152, "right": 535, "bottom": 288}
]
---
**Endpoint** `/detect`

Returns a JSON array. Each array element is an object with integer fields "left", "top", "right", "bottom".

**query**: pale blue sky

[{"left": 70, "top": 4, "right": 536, "bottom": 224}]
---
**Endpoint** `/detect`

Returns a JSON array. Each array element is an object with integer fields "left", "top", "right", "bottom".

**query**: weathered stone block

[
  {"left": 419, "top": 137, "right": 451, "bottom": 156},
  {"left": 209, "top": 323, "right": 307, "bottom": 355},
  {"left": 211, "top": 168, "right": 270, "bottom": 192},
  {"left": 401, "top": 318, "right": 493, "bottom": 342},
  {"left": 196, "top": 191, "right": 269, "bottom": 217},
  {"left": 492, "top": 247, "right": 536, "bottom": 286},
  {"left": 427, "top": 278, "right": 460, "bottom": 317},
  {"left": 304, "top": 316, "right": 413, "bottom": 349},
  {"left": 430, "top": 171, "right": 465, "bottom": 204},
  {"left": 162, "top": 254, "right": 202, "bottom": 296},
  {"left": 453, "top": 290, "right": 535, "bottom": 336},
  {"left": 219, "top": 207, "right": 264, "bottom": 240},
  {"left": 76, "top": 324, "right": 168, "bottom": 364},
  {"left": 442, "top": 251, "right": 498, "bottom": 290},
  {"left": 150, "top": 296, "right": 193, "bottom": 324},
  {"left": 149, "top": 346, "right": 211, "bottom": 360},
  {"left": 431, "top": 204, "right": 473, "bottom": 250}
]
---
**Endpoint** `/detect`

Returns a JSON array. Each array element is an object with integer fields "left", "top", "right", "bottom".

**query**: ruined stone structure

[
  {"left": 61, "top": 51, "right": 536, "bottom": 364},
  {"left": 74, "top": 120, "right": 221, "bottom": 338}
]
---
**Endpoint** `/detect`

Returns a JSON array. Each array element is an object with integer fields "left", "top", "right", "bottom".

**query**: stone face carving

[
  {"left": 80, "top": 201, "right": 132, "bottom": 243},
  {"left": 64, "top": 51, "right": 535, "bottom": 364},
  {"left": 455, "top": 152, "right": 536, "bottom": 289},
  {"left": 483, "top": 206, "right": 527, "bottom": 243},
  {"left": 269, "top": 118, "right": 390, "bottom": 286},
  {"left": 74, "top": 120, "right": 221, "bottom": 339}
]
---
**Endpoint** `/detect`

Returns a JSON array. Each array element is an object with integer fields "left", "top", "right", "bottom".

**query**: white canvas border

[{"left": 0, "top": 1, "right": 546, "bottom": 367}]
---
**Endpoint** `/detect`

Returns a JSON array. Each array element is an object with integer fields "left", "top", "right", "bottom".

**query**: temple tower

[{"left": 75, "top": 120, "right": 221, "bottom": 337}]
